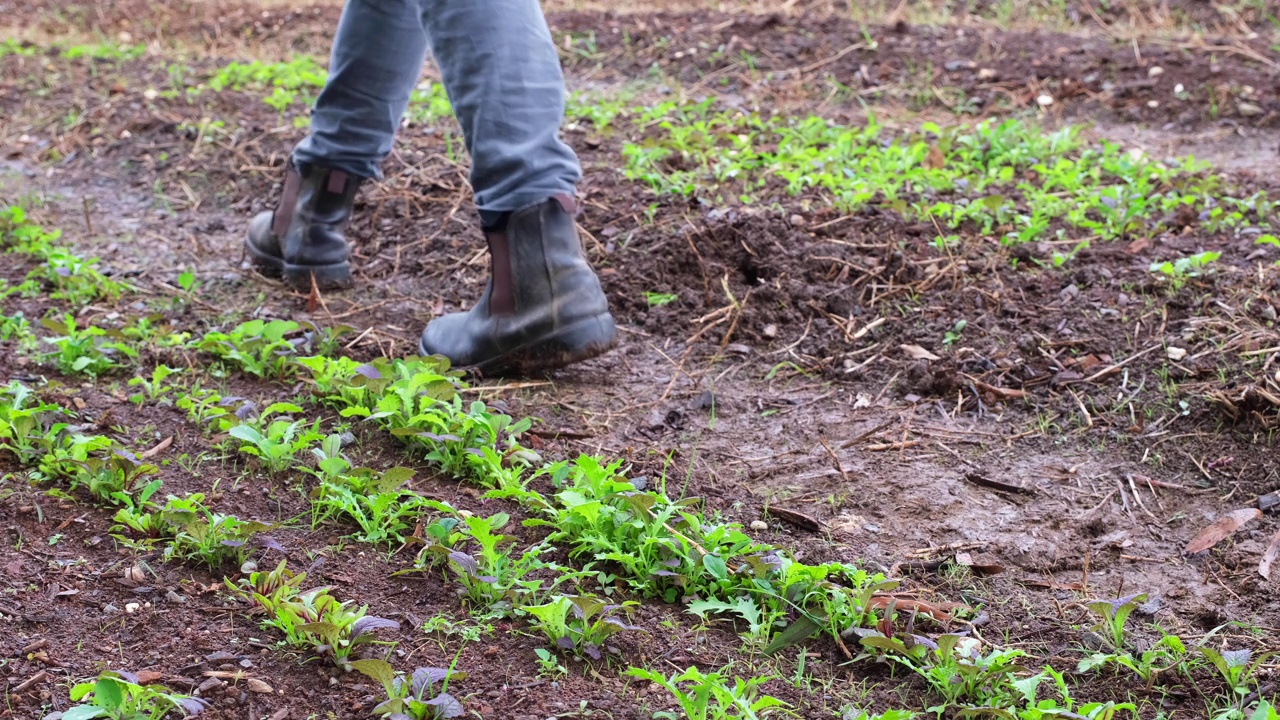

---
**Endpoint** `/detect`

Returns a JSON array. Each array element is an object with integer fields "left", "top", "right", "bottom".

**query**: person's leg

[
  {"left": 246, "top": 0, "right": 428, "bottom": 289},
  {"left": 420, "top": 0, "right": 581, "bottom": 223},
  {"left": 416, "top": 0, "right": 614, "bottom": 374}
]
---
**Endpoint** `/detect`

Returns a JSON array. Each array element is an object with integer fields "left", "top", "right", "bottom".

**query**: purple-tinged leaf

[
  {"left": 354, "top": 364, "right": 382, "bottom": 380},
  {"left": 1099, "top": 195, "right": 1118, "bottom": 209},
  {"left": 114, "top": 670, "right": 140, "bottom": 684},
  {"left": 54, "top": 266, "right": 71, "bottom": 277},
  {"left": 556, "top": 637, "right": 576, "bottom": 651},
  {"left": 603, "top": 616, "right": 642, "bottom": 632},
  {"left": 424, "top": 693, "right": 465, "bottom": 719},
  {"left": 448, "top": 552, "right": 479, "bottom": 576},
  {"left": 234, "top": 403, "right": 258, "bottom": 420},
  {"left": 1222, "top": 649, "right": 1252, "bottom": 668},
  {"left": 476, "top": 575, "right": 498, "bottom": 584},
  {"left": 659, "top": 558, "right": 681, "bottom": 568},
  {"left": 420, "top": 432, "right": 463, "bottom": 444},
  {"left": 257, "top": 536, "right": 286, "bottom": 553},
  {"left": 464, "top": 448, "right": 485, "bottom": 458},
  {"left": 651, "top": 570, "right": 678, "bottom": 577},
  {"left": 388, "top": 714, "right": 414, "bottom": 720},
  {"left": 350, "top": 616, "right": 400, "bottom": 641},
  {"left": 178, "top": 697, "right": 211, "bottom": 716},
  {"left": 218, "top": 396, "right": 247, "bottom": 407},
  {"left": 410, "top": 668, "right": 450, "bottom": 697},
  {"left": 583, "top": 643, "right": 602, "bottom": 660},
  {"left": 219, "top": 540, "right": 245, "bottom": 548}
]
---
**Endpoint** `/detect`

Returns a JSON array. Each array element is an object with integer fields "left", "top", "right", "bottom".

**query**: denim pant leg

[
  {"left": 294, "top": 0, "right": 581, "bottom": 220},
  {"left": 421, "top": 0, "right": 582, "bottom": 220}
]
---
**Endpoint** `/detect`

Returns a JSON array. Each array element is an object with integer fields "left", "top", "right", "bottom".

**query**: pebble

[
  {"left": 103, "top": 603, "right": 119, "bottom": 615},
  {"left": 977, "top": 68, "right": 998, "bottom": 80},
  {"left": 762, "top": 324, "right": 778, "bottom": 339},
  {"left": 124, "top": 602, "right": 140, "bottom": 614},
  {"left": 1238, "top": 102, "right": 1263, "bottom": 117},
  {"left": 750, "top": 520, "right": 768, "bottom": 531},
  {"left": 1147, "top": 100, "right": 1160, "bottom": 108},
  {"left": 1036, "top": 94, "right": 1054, "bottom": 107},
  {"left": 1147, "top": 66, "right": 1163, "bottom": 77}
]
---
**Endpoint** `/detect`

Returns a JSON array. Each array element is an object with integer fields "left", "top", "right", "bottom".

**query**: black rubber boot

[
  {"left": 245, "top": 161, "right": 363, "bottom": 290},
  {"left": 419, "top": 195, "right": 617, "bottom": 375}
]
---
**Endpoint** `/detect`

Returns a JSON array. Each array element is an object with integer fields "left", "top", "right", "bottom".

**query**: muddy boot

[
  {"left": 418, "top": 195, "right": 617, "bottom": 374},
  {"left": 245, "top": 162, "right": 363, "bottom": 290}
]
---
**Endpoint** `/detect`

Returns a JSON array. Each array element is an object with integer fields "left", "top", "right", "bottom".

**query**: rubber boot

[
  {"left": 245, "top": 161, "right": 363, "bottom": 290},
  {"left": 419, "top": 195, "right": 617, "bottom": 374}
]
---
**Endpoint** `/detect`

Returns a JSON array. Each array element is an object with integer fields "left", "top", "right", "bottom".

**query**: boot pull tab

[
  {"left": 551, "top": 193, "right": 579, "bottom": 217},
  {"left": 271, "top": 167, "right": 303, "bottom": 238},
  {"left": 326, "top": 170, "right": 350, "bottom": 195}
]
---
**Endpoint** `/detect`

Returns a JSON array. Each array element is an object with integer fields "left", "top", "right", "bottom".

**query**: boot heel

[{"left": 282, "top": 262, "right": 352, "bottom": 291}]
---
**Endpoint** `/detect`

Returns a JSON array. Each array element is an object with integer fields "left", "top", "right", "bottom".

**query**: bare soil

[{"left": 0, "top": 2, "right": 1278, "bottom": 719}]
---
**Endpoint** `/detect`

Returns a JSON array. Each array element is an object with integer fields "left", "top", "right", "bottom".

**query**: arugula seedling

[
  {"left": 1084, "top": 593, "right": 1147, "bottom": 653},
  {"left": 520, "top": 594, "right": 643, "bottom": 659},
  {"left": 624, "top": 665, "right": 789, "bottom": 720},
  {"left": 65, "top": 669, "right": 208, "bottom": 719},
  {"left": 128, "top": 366, "right": 183, "bottom": 406},
  {"left": 354, "top": 659, "right": 465, "bottom": 720}
]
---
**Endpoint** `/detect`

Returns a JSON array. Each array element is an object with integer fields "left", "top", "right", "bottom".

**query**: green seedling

[
  {"left": 859, "top": 633, "right": 1027, "bottom": 713},
  {"left": 1198, "top": 645, "right": 1276, "bottom": 716},
  {"left": 160, "top": 493, "right": 271, "bottom": 569},
  {"left": 533, "top": 648, "right": 567, "bottom": 678},
  {"left": 195, "top": 319, "right": 303, "bottom": 378},
  {"left": 34, "top": 247, "right": 131, "bottom": 305},
  {"left": 520, "top": 593, "right": 643, "bottom": 659},
  {"left": 645, "top": 291, "right": 679, "bottom": 307},
  {"left": 1078, "top": 632, "right": 1187, "bottom": 686},
  {"left": 228, "top": 402, "right": 322, "bottom": 474},
  {"left": 1016, "top": 666, "right": 1138, "bottom": 719},
  {"left": 65, "top": 669, "right": 208, "bottom": 719},
  {"left": 1085, "top": 593, "right": 1147, "bottom": 653},
  {"left": 624, "top": 665, "right": 789, "bottom": 720},
  {"left": 0, "top": 381, "right": 72, "bottom": 464},
  {"left": 252, "top": 581, "right": 398, "bottom": 670},
  {"left": 128, "top": 366, "right": 183, "bottom": 406},
  {"left": 42, "top": 314, "right": 138, "bottom": 377},
  {"left": 310, "top": 466, "right": 429, "bottom": 546},
  {"left": 0, "top": 311, "right": 38, "bottom": 353},
  {"left": 943, "top": 319, "right": 967, "bottom": 346},
  {"left": 354, "top": 659, "right": 464, "bottom": 719},
  {"left": 71, "top": 450, "right": 161, "bottom": 506},
  {"left": 1150, "top": 251, "right": 1221, "bottom": 291}
]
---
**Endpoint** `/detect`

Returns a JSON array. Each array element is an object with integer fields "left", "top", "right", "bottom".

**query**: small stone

[
  {"left": 762, "top": 324, "right": 778, "bottom": 339},
  {"left": 1147, "top": 66, "right": 1163, "bottom": 77},
  {"left": 1166, "top": 346, "right": 1187, "bottom": 361},
  {"left": 1174, "top": 83, "right": 1185, "bottom": 94},
  {"left": 240, "top": 561, "right": 258, "bottom": 574},
  {"left": 103, "top": 603, "right": 119, "bottom": 615},
  {"left": 166, "top": 590, "right": 187, "bottom": 604},
  {"left": 1238, "top": 102, "right": 1263, "bottom": 117},
  {"left": 142, "top": 88, "right": 158, "bottom": 101},
  {"left": 789, "top": 214, "right": 806, "bottom": 227},
  {"left": 123, "top": 565, "right": 146, "bottom": 584},
  {"left": 1036, "top": 94, "right": 1054, "bottom": 107},
  {"left": 124, "top": 602, "right": 140, "bottom": 614},
  {"left": 750, "top": 520, "right": 768, "bottom": 531},
  {"left": 977, "top": 68, "right": 998, "bottom": 80},
  {"left": 197, "top": 677, "right": 224, "bottom": 693},
  {"left": 339, "top": 431, "right": 356, "bottom": 447},
  {"left": 1147, "top": 100, "right": 1160, "bottom": 108}
]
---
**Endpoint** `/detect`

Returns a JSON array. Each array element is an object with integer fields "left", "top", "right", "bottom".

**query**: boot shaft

[{"left": 484, "top": 194, "right": 602, "bottom": 318}]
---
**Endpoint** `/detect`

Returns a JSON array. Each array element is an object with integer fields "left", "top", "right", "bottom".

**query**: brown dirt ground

[{"left": 1, "top": 2, "right": 1279, "bottom": 720}]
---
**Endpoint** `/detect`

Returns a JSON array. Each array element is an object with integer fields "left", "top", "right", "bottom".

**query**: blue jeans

[{"left": 292, "top": 0, "right": 581, "bottom": 224}]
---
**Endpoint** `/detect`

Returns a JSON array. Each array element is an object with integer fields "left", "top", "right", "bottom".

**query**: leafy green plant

[
  {"left": 1150, "top": 251, "right": 1221, "bottom": 291},
  {"left": 1078, "top": 632, "right": 1187, "bottom": 686},
  {"left": 195, "top": 319, "right": 302, "bottom": 378},
  {"left": 859, "top": 633, "right": 1027, "bottom": 713},
  {"left": 1084, "top": 593, "right": 1147, "bottom": 653},
  {"left": 624, "top": 665, "right": 789, "bottom": 720},
  {"left": 33, "top": 247, "right": 131, "bottom": 304},
  {"left": 1198, "top": 645, "right": 1276, "bottom": 717},
  {"left": 310, "top": 466, "right": 429, "bottom": 545},
  {"left": 1016, "top": 667, "right": 1138, "bottom": 720},
  {"left": 41, "top": 314, "right": 138, "bottom": 376},
  {"left": 645, "top": 291, "right": 679, "bottom": 307},
  {"left": 64, "top": 670, "right": 208, "bottom": 719},
  {"left": 439, "top": 512, "right": 559, "bottom": 612},
  {"left": 0, "top": 311, "right": 38, "bottom": 353},
  {"left": 160, "top": 494, "right": 270, "bottom": 569},
  {"left": 0, "top": 381, "right": 72, "bottom": 464},
  {"left": 228, "top": 402, "right": 322, "bottom": 474},
  {"left": 354, "top": 659, "right": 464, "bottom": 720},
  {"left": 251, "top": 580, "right": 399, "bottom": 670},
  {"left": 70, "top": 450, "right": 161, "bottom": 505},
  {"left": 533, "top": 648, "right": 567, "bottom": 678},
  {"left": 128, "top": 366, "right": 183, "bottom": 406},
  {"left": 520, "top": 594, "right": 642, "bottom": 659}
]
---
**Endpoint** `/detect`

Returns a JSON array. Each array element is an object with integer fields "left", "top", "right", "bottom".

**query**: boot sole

[
  {"left": 421, "top": 313, "right": 618, "bottom": 376},
  {"left": 246, "top": 241, "right": 352, "bottom": 291}
]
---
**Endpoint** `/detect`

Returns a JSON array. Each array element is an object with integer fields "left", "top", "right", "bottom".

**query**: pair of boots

[{"left": 245, "top": 162, "right": 616, "bottom": 374}]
